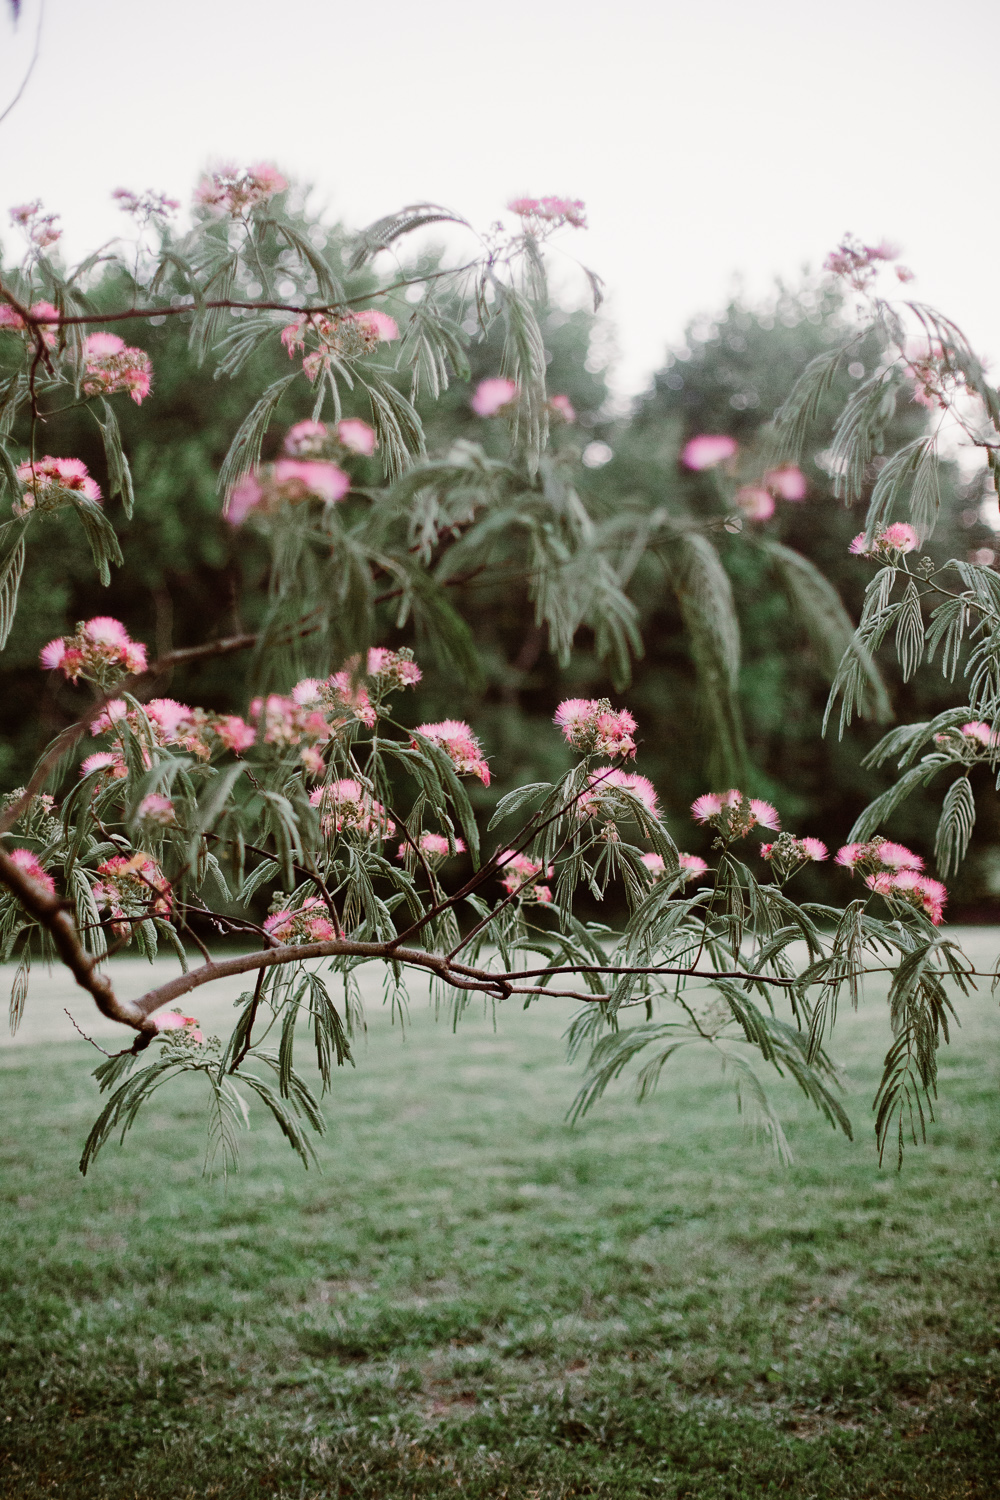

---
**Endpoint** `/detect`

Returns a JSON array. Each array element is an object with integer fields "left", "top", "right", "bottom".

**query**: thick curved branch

[{"left": 0, "top": 844, "right": 146, "bottom": 1027}]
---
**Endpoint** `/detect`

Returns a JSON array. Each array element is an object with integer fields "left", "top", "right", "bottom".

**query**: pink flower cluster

[
  {"left": 363, "top": 647, "right": 422, "bottom": 691},
  {"left": 399, "top": 831, "right": 465, "bottom": 865},
  {"left": 9, "top": 200, "right": 61, "bottom": 249},
  {"left": 264, "top": 896, "right": 337, "bottom": 945},
  {"left": 152, "top": 1011, "right": 203, "bottom": 1043},
  {"left": 471, "top": 378, "right": 518, "bottom": 417},
  {"left": 88, "top": 696, "right": 255, "bottom": 768},
  {"left": 281, "top": 309, "right": 398, "bottom": 381},
  {"left": 309, "top": 779, "right": 395, "bottom": 840},
  {"left": 579, "top": 769, "right": 658, "bottom": 820},
  {"left": 0, "top": 298, "right": 59, "bottom": 347},
  {"left": 849, "top": 523, "right": 920, "bottom": 557},
  {"left": 835, "top": 839, "right": 923, "bottom": 874},
  {"left": 934, "top": 721, "right": 999, "bottom": 752},
  {"left": 40, "top": 617, "right": 147, "bottom": 683},
  {"left": 824, "top": 235, "right": 913, "bottom": 291},
  {"left": 681, "top": 434, "right": 737, "bottom": 471},
  {"left": 691, "top": 790, "right": 780, "bottom": 837},
  {"left": 735, "top": 465, "right": 808, "bottom": 522},
  {"left": 838, "top": 840, "right": 946, "bottom": 923},
  {"left": 554, "top": 699, "right": 637, "bottom": 759},
  {"left": 15, "top": 456, "right": 101, "bottom": 516},
  {"left": 413, "top": 721, "right": 490, "bottom": 785},
  {"left": 250, "top": 682, "right": 370, "bottom": 772},
  {"left": 228, "top": 459, "right": 351, "bottom": 525},
  {"left": 507, "top": 197, "right": 587, "bottom": 231},
  {"left": 7, "top": 847, "right": 56, "bottom": 896},
  {"left": 759, "top": 834, "right": 828, "bottom": 876},
  {"left": 81, "top": 333, "right": 153, "bottom": 404},
  {"left": 903, "top": 337, "right": 961, "bottom": 412},
  {"left": 92, "top": 854, "right": 172, "bottom": 940},
  {"left": 549, "top": 394, "right": 576, "bottom": 424},
  {"left": 194, "top": 162, "right": 287, "bottom": 217},
  {"left": 112, "top": 188, "right": 180, "bottom": 220},
  {"left": 641, "top": 851, "right": 708, "bottom": 884},
  {"left": 497, "top": 849, "right": 553, "bottom": 904},
  {"left": 865, "top": 868, "right": 947, "bottom": 924},
  {"left": 284, "top": 417, "right": 377, "bottom": 458},
  {"left": 137, "top": 793, "right": 176, "bottom": 827}
]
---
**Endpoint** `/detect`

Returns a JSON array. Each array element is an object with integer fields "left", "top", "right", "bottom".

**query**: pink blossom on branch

[
  {"left": 137, "top": 794, "right": 176, "bottom": 828},
  {"left": 764, "top": 466, "right": 807, "bottom": 501},
  {"left": 283, "top": 420, "right": 328, "bottom": 456},
  {"left": 264, "top": 897, "right": 337, "bottom": 945},
  {"left": 337, "top": 418, "right": 378, "bottom": 455},
  {"left": 152, "top": 1011, "right": 204, "bottom": 1043},
  {"left": 16, "top": 456, "right": 102, "bottom": 516},
  {"left": 413, "top": 721, "right": 490, "bottom": 784},
  {"left": 81, "top": 333, "right": 153, "bottom": 404},
  {"left": 681, "top": 434, "right": 737, "bottom": 471},
  {"left": 735, "top": 486, "right": 775, "bottom": 522},
  {"left": 398, "top": 831, "right": 465, "bottom": 864},
  {"left": 309, "top": 780, "right": 395, "bottom": 839},
  {"left": 40, "top": 617, "right": 146, "bottom": 683},
  {"left": 497, "top": 849, "right": 554, "bottom": 901},
  {"left": 691, "top": 790, "right": 779, "bottom": 837},
  {"left": 553, "top": 698, "right": 637, "bottom": 758},
  {"left": 641, "top": 851, "right": 707, "bottom": 884},
  {"left": 864, "top": 868, "right": 947, "bottom": 924},
  {"left": 471, "top": 378, "right": 518, "bottom": 417},
  {"left": 194, "top": 162, "right": 287, "bottom": 217},
  {"left": 0, "top": 299, "right": 60, "bottom": 347},
  {"left": 548, "top": 394, "right": 576, "bottom": 424},
  {"left": 8, "top": 847, "right": 56, "bottom": 896},
  {"left": 835, "top": 838, "right": 922, "bottom": 875},
  {"left": 579, "top": 768, "right": 658, "bottom": 819},
  {"left": 849, "top": 523, "right": 920, "bottom": 557}
]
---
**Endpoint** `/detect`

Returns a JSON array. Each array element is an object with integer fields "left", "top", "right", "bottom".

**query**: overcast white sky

[{"left": 2, "top": 0, "right": 999, "bottom": 396}]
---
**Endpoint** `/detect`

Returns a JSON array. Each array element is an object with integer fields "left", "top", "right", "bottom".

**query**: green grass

[{"left": 0, "top": 962, "right": 998, "bottom": 1498}]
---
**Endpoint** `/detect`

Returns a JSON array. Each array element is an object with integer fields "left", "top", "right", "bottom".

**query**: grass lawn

[{"left": 0, "top": 939, "right": 998, "bottom": 1498}]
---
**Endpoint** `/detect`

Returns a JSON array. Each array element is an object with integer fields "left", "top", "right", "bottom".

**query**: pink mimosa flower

[
  {"left": 284, "top": 420, "right": 328, "bottom": 456},
  {"left": 137, "top": 794, "right": 176, "bottom": 827},
  {"left": 851, "top": 524, "right": 920, "bottom": 557},
  {"left": 80, "top": 751, "right": 127, "bottom": 780},
  {"left": 553, "top": 699, "right": 637, "bottom": 758},
  {"left": 8, "top": 847, "right": 56, "bottom": 896},
  {"left": 413, "top": 721, "right": 490, "bottom": 784},
  {"left": 799, "top": 838, "right": 828, "bottom": 861},
  {"left": 877, "top": 842, "right": 924, "bottom": 871},
  {"left": 152, "top": 1011, "right": 204, "bottom": 1042},
  {"left": 764, "top": 466, "right": 807, "bottom": 501},
  {"left": 273, "top": 459, "right": 351, "bottom": 505},
  {"left": 350, "top": 309, "right": 398, "bottom": 343},
  {"left": 337, "top": 418, "right": 378, "bottom": 455},
  {"left": 735, "top": 486, "right": 775, "bottom": 521},
  {"left": 960, "top": 721, "right": 993, "bottom": 744},
  {"left": 215, "top": 715, "right": 256, "bottom": 752},
  {"left": 549, "top": 394, "right": 576, "bottom": 424},
  {"left": 471, "top": 378, "right": 518, "bottom": 417},
  {"left": 83, "top": 617, "right": 131, "bottom": 649},
  {"left": 679, "top": 853, "right": 709, "bottom": 880},
  {"left": 749, "top": 799, "right": 780, "bottom": 831},
  {"left": 681, "top": 434, "right": 737, "bottom": 471},
  {"left": 39, "top": 638, "right": 66, "bottom": 671},
  {"left": 227, "top": 472, "right": 263, "bottom": 525}
]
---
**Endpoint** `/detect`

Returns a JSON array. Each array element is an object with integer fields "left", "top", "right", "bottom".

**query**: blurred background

[{"left": 3, "top": 0, "right": 1000, "bottom": 914}]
